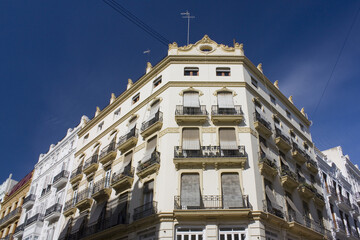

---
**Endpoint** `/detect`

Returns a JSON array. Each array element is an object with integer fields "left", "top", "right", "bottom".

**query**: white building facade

[
  {"left": 0, "top": 174, "right": 18, "bottom": 208},
  {"left": 317, "top": 146, "right": 360, "bottom": 239},
  {"left": 13, "top": 118, "right": 86, "bottom": 240},
  {"left": 58, "top": 35, "right": 329, "bottom": 240}
]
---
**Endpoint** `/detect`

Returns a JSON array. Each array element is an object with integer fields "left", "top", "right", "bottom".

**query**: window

[
  {"left": 221, "top": 173, "right": 243, "bottom": 208},
  {"left": 304, "top": 143, "right": 309, "bottom": 151},
  {"left": 286, "top": 110, "right": 291, "bottom": 119},
  {"left": 88, "top": 180, "right": 94, "bottom": 195},
  {"left": 132, "top": 93, "right": 140, "bottom": 104},
  {"left": 219, "top": 227, "right": 246, "bottom": 240},
  {"left": 216, "top": 67, "right": 231, "bottom": 76},
  {"left": 251, "top": 77, "right": 258, "bottom": 88},
  {"left": 217, "top": 91, "right": 234, "bottom": 111},
  {"left": 300, "top": 123, "right": 304, "bottom": 132},
  {"left": 182, "top": 128, "right": 200, "bottom": 157},
  {"left": 128, "top": 116, "right": 137, "bottom": 131},
  {"left": 184, "top": 67, "right": 199, "bottom": 76},
  {"left": 114, "top": 108, "right": 121, "bottom": 118},
  {"left": 105, "top": 169, "right": 111, "bottom": 188},
  {"left": 181, "top": 173, "right": 200, "bottom": 209},
  {"left": 270, "top": 95, "right": 276, "bottom": 105},
  {"left": 83, "top": 134, "right": 89, "bottom": 143},
  {"left": 290, "top": 130, "right": 295, "bottom": 139},
  {"left": 148, "top": 100, "right": 160, "bottom": 120},
  {"left": 153, "top": 76, "right": 162, "bottom": 88},
  {"left": 273, "top": 116, "right": 280, "bottom": 125},
  {"left": 139, "top": 232, "right": 156, "bottom": 240},
  {"left": 143, "top": 180, "right": 154, "bottom": 205},
  {"left": 142, "top": 136, "right": 157, "bottom": 162},
  {"left": 254, "top": 99, "right": 262, "bottom": 109},
  {"left": 176, "top": 227, "right": 204, "bottom": 240},
  {"left": 310, "top": 174, "right": 315, "bottom": 184},
  {"left": 265, "top": 230, "right": 278, "bottom": 240},
  {"left": 219, "top": 128, "right": 238, "bottom": 152},
  {"left": 183, "top": 91, "right": 200, "bottom": 110},
  {"left": 97, "top": 121, "right": 104, "bottom": 132}
]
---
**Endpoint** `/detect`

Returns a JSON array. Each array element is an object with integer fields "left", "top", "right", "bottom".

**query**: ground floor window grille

[
  {"left": 176, "top": 227, "right": 204, "bottom": 240},
  {"left": 219, "top": 227, "right": 246, "bottom": 240}
]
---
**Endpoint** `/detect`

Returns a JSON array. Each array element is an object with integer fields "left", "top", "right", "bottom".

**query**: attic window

[
  {"left": 200, "top": 45, "right": 212, "bottom": 52},
  {"left": 216, "top": 67, "right": 231, "bottom": 76},
  {"left": 153, "top": 76, "right": 162, "bottom": 88},
  {"left": 286, "top": 110, "right": 292, "bottom": 119},
  {"left": 98, "top": 121, "right": 104, "bottom": 132},
  {"left": 251, "top": 77, "right": 258, "bottom": 88},
  {"left": 184, "top": 67, "right": 199, "bottom": 76},
  {"left": 132, "top": 93, "right": 140, "bottom": 104}
]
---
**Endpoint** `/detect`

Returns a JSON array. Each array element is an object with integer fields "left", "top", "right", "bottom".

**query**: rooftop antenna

[
  {"left": 143, "top": 49, "right": 151, "bottom": 62},
  {"left": 181, "top": 10, "right": 195, "bottom": 45}
]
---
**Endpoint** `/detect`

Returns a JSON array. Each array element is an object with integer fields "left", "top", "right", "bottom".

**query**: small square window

[
  {"left": 83, "top": 134, "right": 89, "bottom": 143},
  {"left": 310, "top": 174, "right": 315, "bottom": 184},
  {"left": 114, "top": 108, "right": 121, "bottom": 118},
  {"left": 184, "top": 67, "right": 199, "bottom": 76},
  {"left": 273, "top": 116, "right": 280, "bottom": 125},
  {"left": 270, "top": 95, "right": 276, "bottom": 105},
  {"left": 251, "top": 77, "right": 258, "bottom": 88},
  {"left": 286, "top": 110, "right": 291, "bottom": 119},
  {"left": 98, "top": 121, "right": 104, "bottom": 132},
  {"left": 290, "top": 131, "right": 296, "bottom": 139},
  {"left": 300, "top": 123, "right": 304, "bottom": 132},
  {"left": 153, "top": 76, "right": 162, "bottom": 88},
  {"left": 132, "top": 93, "right": 140, "bottom": 104},
  {"left": 216, "top": 67, "right": 230, "bottom": 76}
]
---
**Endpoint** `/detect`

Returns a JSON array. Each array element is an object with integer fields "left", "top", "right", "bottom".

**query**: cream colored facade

[
  {"left": 0, "top": 171, "right": 33, "bottom": 240},
  {"left": 59, "top": 35, "right": 328, "bottom": 240}
]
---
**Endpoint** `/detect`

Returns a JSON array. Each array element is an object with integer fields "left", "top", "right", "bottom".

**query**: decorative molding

[
  {"left": 202, "top": 127, "right": 216, "bottom": 133},
  {"left": 134, "top": 142, "right": 145, "bottom": 153},
  {"left": 159, "top": 128, "right": 180, "bottom": 138}
]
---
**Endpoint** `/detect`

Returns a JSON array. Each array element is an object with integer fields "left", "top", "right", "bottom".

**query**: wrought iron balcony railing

[
  {"left": 263, "top": 199, "right": 284, "bottom": 219},
  {"left": 336, "top": 219, "right": 346, "bottom": 232},
  {"left": 92, "top": 177, "right": 111, "bottom": 195},
  {"left": 99, "top": 142, "right": 116, "bottom": 159},
  {"left": 175, "top": 195, "right": 250, "bottom": 210},
  {"left": 112, "top": 167, "right": 134, "bottom": 184},
  {"left": 292, "top": 142, "right": 307, "bottom": 156},
  {"left": 53, "top": 170, "right": 69, "bottom": 184},
  {"left": 70, "top": 166, "right": 82, "bottom": 179},
  {"left": 25, "top": 213, "right": 44, "bottom": 226},
  {"left": 338, "top": 195, "right": 351, "bottom": 207},
  {"left": 76, "top": 188, "right": 91, "bottom": 203},
  {"left": 45, "top": 203, "right": 62, "bottom": 217},
  {"left": 133, "top": 201, "right": 157, "bottom": 221},
  {"left": 307, "top": 158, "right": 317, "bottom": 167},
  {"left": 83, "top": 154, "right": 98, "bottom": 170},
  {"left": 117, "top": 128, "right": 138, "bottom": 146},
  {"left": 0, "top": 207, "right": 21, "bottom": 225},
  {"left": 259, "top": 155, "right": 277, "bottom": 169},
  {"left": 212, "top": 105, "right": 243, "bottom": 116},
  {"left": 137, "top": 151, "right": 160, "bottom": 172},
  {"left": 174, "top": 146, "right": 246, "bottom": 158},
  {"left": 63, "top": 199, "right": 75, "bottom": 212},
  {"left": 14, "top": 223, "right": 24, "bottom": 234},
  {"left": 288, "top": 210, "right": 326, "bottom": 234},
  {"left": 275, "top": 128, "right": 291, "bottom": 145},
  {"left": 141, "top": 111, "right": 163, "bottom": 132},
  {"left": 40, "top": 184, "right": 52, "bottom": 197},
  {"left": 281, "top": 167, "right": 297, "bottom": 180},
  {"left": 253, "top": 111, "right": 272, "bottom": 131},
  {"left": 175, "top": 105, "right": 207, "bottom": 116}
]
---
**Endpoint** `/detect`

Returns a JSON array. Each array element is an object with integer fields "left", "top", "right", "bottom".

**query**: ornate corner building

[
  {"left": 0, "top": 171, "right": 33, "bottom": 240},
  {"left": 49, "top": 35, "right": 332, "bottom": 240}
]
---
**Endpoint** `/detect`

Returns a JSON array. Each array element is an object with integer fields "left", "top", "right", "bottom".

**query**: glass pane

[
  {"left": 191, "top": 235, "right": 196, "bottom": 240},
  {"left": 241, "top": 234, "right": 245, "bottom": 240},
  {"left": 235, "top": 234, "right": 239, "bottom": 240},
  {"left": 198, "top": 235, "right": 203, "bottom": 240},
  {"left": 227, "top": 234, "right": 232, "bottom": 240},
  {"left": 220, "top": 234, "right": 225, "bottom": 240},
  {"left": 184, "top": 236, "right": 189, "bottom": 240},
  {"left": 177, "top": 236, "right": 182, "bottom": 240}
]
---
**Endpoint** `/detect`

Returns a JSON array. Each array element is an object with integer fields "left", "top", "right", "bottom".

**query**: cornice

[{"left": 1, "top": 181, "right": 31, "bottom": 207}]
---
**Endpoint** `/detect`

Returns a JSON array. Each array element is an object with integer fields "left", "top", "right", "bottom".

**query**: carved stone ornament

[
  {"left": 288, "top": 96, "right": 294, "bottom": 104},
  {"left": 257, "top": 63, "right": 263, "bottom": 73},
  {"left": 168, "top": 42, "right": 178, "bottom": 50},
  {"left": 110, "top": 93, "right": 116, "bottom": 104},
  {"left": 274, "top": 80, "right": 279, "bottom": 89},
  {"left": 95, "top": 106, "right": 101, "bottom": 117},
  {"left": 301, "top": 108, "right": 305, "bottom": 115}
]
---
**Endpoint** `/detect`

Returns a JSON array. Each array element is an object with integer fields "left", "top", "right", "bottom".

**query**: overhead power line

[
  {"left": 312, "top": 5, "right": 360, "bottom": 118},
  {"left": 102, "top": 0, "right": 171, "bottom": 46}
]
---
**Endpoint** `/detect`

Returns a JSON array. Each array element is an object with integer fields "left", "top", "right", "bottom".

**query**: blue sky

[{"left": 0, "top": 0, "right": 359, "bottom": 181}]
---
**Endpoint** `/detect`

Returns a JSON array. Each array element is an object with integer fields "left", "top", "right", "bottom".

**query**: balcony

[
  {"left": 306, "top": 159, "right": 318, "bottom": 173},
  {"left": 98, "top": 142, "right": 117, "bottom": 166},
  {"left": 70, "top": 166, "right": 83, "bottom": 185},
  {"left": 297, "top": 182, "right": 316, "bottom": 200},
  {"left": 22, "top": 194, "right": 36, "bottom": 209},
  {"left": 140, "top": 111, "right": 163, "bottom": 138},
  {"left": 335, "top": 219, "right": 347, "bottom": 236},
  {"left": 287, "top": 210, "right": 326, "bottom": 238},
  {"left": 174, "top": 195, "right": 250, "bottom": 219},
  {"left": 280, "top": 167, "right": 299, "bottom": 191},
  {"left": 83, "top": 154, "right": 99, "bottom": 176},
  {"left": 337, "top": 195, "right": 352, "bottom": 211},
  {"left": 111, "top": 167, "right": 134, "bottom": 194},
  {"left": 211, "top": 105, "right": 243, "bottom": 125},
  {"left": 174, "top": 146, "right": 247, "bottom": 169},
  {"left": 13, "top": 223, "right": 24, "bottom": 238},
  {"left": 75, "top": 188, "right": 93, "bottom": 212},
  {"left": 53, "top": 170, "right": 69, "bottom": 189},
  {"left": 1, "top": 234, "right": 13, "bottom": 240},
  {"left": 263, "top": 199, "right": 284, "bottom": 220},
  {"left": 25, "top": 213, "right": 44, "bottom": 228},
  {"left": 133, "top": 201, "right": 157, "bottom": 221},
  {"left": 117, "top": 128, "right": 139, "bottom": 153},
  {"left": 352, "top": 204, "right": 360, "bottom": 218},
  {"left": 40, "top": 184, "right": 52, "bottom": 199},
  {"left": 137, "top": 151, "right": 160, "bottom": 179},
  {"left": 0, "top": 207, "right": 22, "bottom": 227},
  {"left": 328, "top": 186, "right": 338, "bottom": 201},
  {"left": 253, "top": 112, "right": 272, "bottom": 137},
  {"left": 91, "top": 178, "right": 112, "bottom": 202},
  {"left": 44, "top": 203, "right": 62, "bottom": 222},
  {"left": 63, "top": 199, "right": 77, "bottom": 217},
  {"left": 291, "top": 143, "right": 308, "bottom": 165},
  {"left": 258, "top": 153, "right": 278, "bottom": 178},
  {"left": 313, "top": 192, "right": 325, "bottom": 208},
  {"left": 274, "top": 128, "right": 291, "bottom": 152},
  {"left": 175, "top": 105, "right": 207, "bottom": 124}
]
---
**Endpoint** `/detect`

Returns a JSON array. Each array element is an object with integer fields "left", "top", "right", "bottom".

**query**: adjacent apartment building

[
  {"left": 13, "top": 118, "right": 86, "bottom": 240},
  {"left": 57, "top": 35, "right": 329, "bottom": 240},
  {"left": 0, "top": 175, "right": 18, "bottom": 209},
  {"left": 317, "top": 146, "right": 360, "bottom": 240},
  {"left": 0, "top": 171, "right": 33, "bottom": 240}
]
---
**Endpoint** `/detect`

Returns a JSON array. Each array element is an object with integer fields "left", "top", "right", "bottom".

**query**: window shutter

[
  {"left": 219, "top": 129, "right": 237, "bottom": 150},
  {"left": 182, "top": 129, "right": 200, "bottom": 150},
  {"left": 183, "top": 92, "right": 200, "bottom": 108},
  {"left": 149, "top": 101, "right": 160, "bottom": 119},
  {"left": 181, "top": 174, "right": 200, "bottom": 208},
  {"left": 142, "top": 137, "right": 157, "bottom": 162},
  {"left": 221, "top": 173, "right": 243, "bottom": 208},
  {"left": 265, "top": 186, "right": 282, "bottom": 210},
  {"left": 128, "top": 118, "right": 137, "bottom": 130},
  {"left": 217, "top": 92, "right": 234, "bottom": 109}
]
